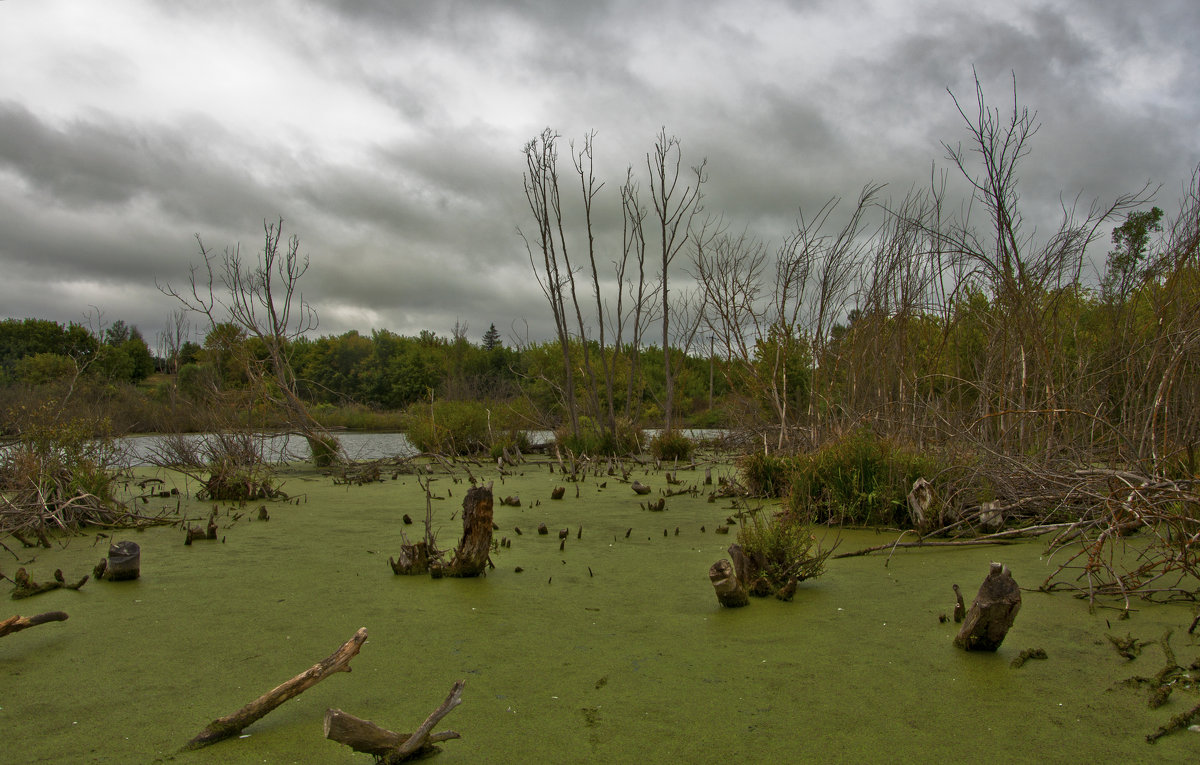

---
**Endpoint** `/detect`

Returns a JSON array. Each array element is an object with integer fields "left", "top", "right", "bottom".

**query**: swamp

[{"left": 3, "top": 449, "right": 1198, "bottom": 764}]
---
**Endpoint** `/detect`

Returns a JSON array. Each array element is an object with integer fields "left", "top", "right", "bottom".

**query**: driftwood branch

[
  {"left": 0, "top": 610, "right": 68, "bottom": 638},
  {"left": 324, "top": 680, "right": 465, "bottom": 763},
  {"left": 184, "top": 626, "right": 368, "bottom": 750}
]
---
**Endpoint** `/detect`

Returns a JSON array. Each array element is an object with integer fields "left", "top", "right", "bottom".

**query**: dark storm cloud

[{"left": 1, "top": 0, "right": 1197, "bottom": 347}]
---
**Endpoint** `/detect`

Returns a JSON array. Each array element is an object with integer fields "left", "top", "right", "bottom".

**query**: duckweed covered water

[{"left": 2, "top": 462, "right": 1197, "bottom": 763}]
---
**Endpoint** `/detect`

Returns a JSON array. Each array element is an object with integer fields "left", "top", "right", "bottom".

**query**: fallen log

[
  {"left": 325, "top": 680, "right": 465, "bottom": 763},
  {"left": 0, "top": 610, "right": 68, "bottom": 638},
  {"left": 12, "top": 568, "right": 88, "bottom": 599},
  {"left": 184, "top": 627, "right": 368, "bottom": 750},
  {"left": 954, "top": 563, "right": 1021, "bottom": 651}
]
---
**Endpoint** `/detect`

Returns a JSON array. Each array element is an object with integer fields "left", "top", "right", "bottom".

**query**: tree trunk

[
  {"left": 443, "top": 484, "right": 493, "bottom": 577},
  {"left": 708, "top": 559, "right": 749, "bottom": 608},
  {"left": 954, "top": 562, "right": 1022, "bottom": 651}
]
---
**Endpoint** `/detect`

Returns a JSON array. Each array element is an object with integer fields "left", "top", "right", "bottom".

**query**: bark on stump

[
  {"left": 708, "top": 559, "right": 749, "bottom": 608},
  {"left": 101, "top": 541, "right": 141, "bottom": 581},
  {"left": 954, "top": 562, "right": 1021, "bottom": 651},
  {"left": 389, "top": 542, "right": 431, "bottom": 575},
  {"left": 444, "top": 484, "right": 493, "bottom": 577}
]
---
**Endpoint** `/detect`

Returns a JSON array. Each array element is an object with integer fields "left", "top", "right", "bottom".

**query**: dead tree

[
  {"left": 185, "top": 627, "right": 368, "bottom": 749},
  {"left": 159, "top": 218, "right": 343, "bottom": 466},
  {"left": 324, "top": 680, "right": 465, "bottom": 762},
  {"left": 0, "top": 611, "right": 68, "bottom": 638}
]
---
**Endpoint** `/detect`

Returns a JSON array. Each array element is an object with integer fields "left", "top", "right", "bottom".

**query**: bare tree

[
  {"left": 647, "top": 127, "right": 706, "bottom": 432},
  {"left": 159, "top": 218, "right": 343, "bottom": 466},
  {"left": 520, "top": 129, "right": 580, "bottom": 439}
]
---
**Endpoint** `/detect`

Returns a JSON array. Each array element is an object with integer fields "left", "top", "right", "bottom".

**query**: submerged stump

[
  {"left": 445, "top": 484, "right": 494, "bottom": 577},
  {"left": 708, "top": 559, "right": 749, "bottom": 608},
  {"left": 98, "top": 541, "right": 140, "bottom": 581},
  {"left": 954, "top": 562, "right": 1021, "bottom": 651}
]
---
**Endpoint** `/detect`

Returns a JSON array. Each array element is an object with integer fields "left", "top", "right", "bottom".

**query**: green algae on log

[
  {"left": 954, "top": 562, "right": 1022, "bottom": 651},
  {"left": 184, "top": 626, "right": 369, "bottom": 750}
]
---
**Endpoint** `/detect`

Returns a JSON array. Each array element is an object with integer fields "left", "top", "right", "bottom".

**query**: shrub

[
  {"left": 737, "top": 429, "right": 947, "bottom": 526},
  {"left": 651, "top": 429, "right": 694, "bottom": 462},
  {"left": 786, "top": 429, "right": 944, "bottom": 525},
  {"left": 739, "top": 452, "right": 798, "bottom": 497},
  {"left": 556, "top": 416, "right": 644, "bottom": 456},
  {"left": 403, "top": 399, "right": 490, "bottom": 455},
  {"left": 736, "top": 509, "right": 831, "bottom": 595}
]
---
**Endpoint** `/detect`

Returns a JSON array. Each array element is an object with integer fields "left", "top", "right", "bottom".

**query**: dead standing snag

[{"left": 184, "top": 627, "right": 368, "bottom": 750}]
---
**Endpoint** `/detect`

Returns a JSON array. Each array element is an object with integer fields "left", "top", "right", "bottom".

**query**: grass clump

[
  {"left": 557, "top": 416, "right": 644, "bottom": 456},
  {"left": 403, "top": 399, "right": 489, "bottom": 455},
  {"left": 736, "top": 509, "right": 832, "bottom": 596},
  {"left": 739, "top": 429, "right": 946, "bottom": 526},
  {"left": 651, "top": 429, "right": 693, "bottom": 461}
]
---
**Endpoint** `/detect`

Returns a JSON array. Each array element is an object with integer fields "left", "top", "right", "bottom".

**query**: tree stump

[
  {"left": 708, "top": 559, "right": 749, "bottom": 608},
  {"left": 907, "top": 477, "right": 935, "bottom": 531},
  {"left": 632, "top": 481, "right": 651, "bottom": 495},
  {"left": 389, "top": 542, "right": 431, "bottom": 575},
  {"left": 954, "top": 562, "right": 1021, "bottom": 651},
  {"left": 444, "top": 484, "right": 493, "bottom": 577},
  {"left": 98, "top": 541, "right": 140, "bottom": 581},
  {"left": 550, "top": 486, "right": 565, "bottom": 500}
]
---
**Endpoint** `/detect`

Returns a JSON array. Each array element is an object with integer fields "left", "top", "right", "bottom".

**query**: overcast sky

[{"left": 1, "top": 0, "right": 1196, "bottom": 351}]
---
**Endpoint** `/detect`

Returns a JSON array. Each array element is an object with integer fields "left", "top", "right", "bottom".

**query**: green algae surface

[{"left": 2, "top": 461, "right": 1198, "bottom": 764}]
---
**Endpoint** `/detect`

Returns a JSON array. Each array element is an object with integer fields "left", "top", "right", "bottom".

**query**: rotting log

[
  {"left": 708, "top": 559, "right": 748, "bottom": 608},
  {"left": 444, "top": 484, "right": 493, "bottom": 577},
  {"left": 323, "top": 709, "right": 459, "bottom": 759},
  {"left": 325, "top": 680, "right": 465, "bottom": 763},
  {"left": 12, "top": 568, "right": 88, "bottom": 599},
  {"left": 0, "top": 610, "right": 68, "bottom": 638},
  {"left": 954, "top": 562, "right": 1021, "bottom": 651},
  {"left": 631, "top": 481, "right": 651, "bottom": 495},
  {"left": 184, "top": 627, "right": 368, "bottom": 750}
]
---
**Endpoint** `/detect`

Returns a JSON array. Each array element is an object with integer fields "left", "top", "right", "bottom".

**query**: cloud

[{"left": 0, "top": 0, "right": 1197, "bottom": 351}]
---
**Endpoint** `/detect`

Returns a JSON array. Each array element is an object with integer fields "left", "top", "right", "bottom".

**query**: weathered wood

[
  {"left": 631, "top": 481, "right": 652, "bottom": 495},
  {"left": 389, "top": 542, "right": 430, "bottom": 575},
  {"left": 322, "top": 708, "right": 460, "bottom": 758},
  {"left": 708, "top": 559, "right": 748, "bottom": 608},
  {"left": 12, "top": 568, "right": 88, "bottom": 599},
  {"left": 954, "top": 562, "right": 1021, "bottom": 651},
  {"left": 445, "top": 484, "right": 493, "bottom": 577},
  {"left": 0, "top": 610, "right": 68, "bottom": 638},
  {"left": 907, "top": 477, "right": 934, "bottom": 530},
  {"left": 390, "top": 679, "right": 465, "bottom": 761},
  {"left": 102, "top": 541, "right": 141, "bottom": 581},
  {"left": 550, "top": 486, "right": 566, "bottom": 500},
  {"left": 184, "top": 627, "right": 368, "bottom": 750}
]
